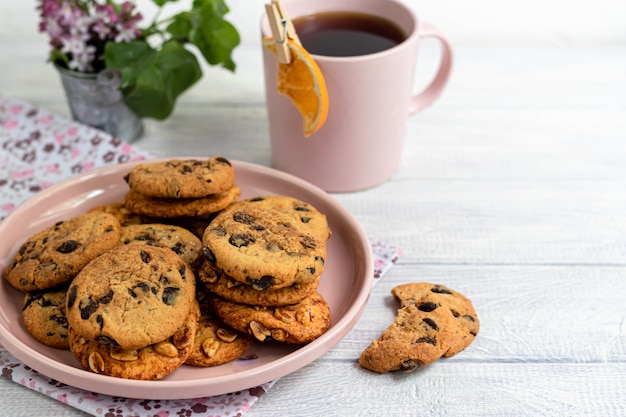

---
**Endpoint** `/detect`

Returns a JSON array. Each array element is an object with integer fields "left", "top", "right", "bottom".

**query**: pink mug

[{"left": 262, "top": 0, "right": 453, "bottom": 192}]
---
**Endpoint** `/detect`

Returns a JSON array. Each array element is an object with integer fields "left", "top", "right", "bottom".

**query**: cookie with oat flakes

[
  {"left": 69, "top": 301, "right": 199, "bottom": 380},
  {"left": 209, "top": 292, "right": 331, "bottom": 344}
]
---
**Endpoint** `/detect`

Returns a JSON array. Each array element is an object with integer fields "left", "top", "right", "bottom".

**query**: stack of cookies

[
  {"left": 123, "top": 157, "right": 240, "bottom": 219},
  {"left": 199, "top": 195, "right": 333, "bottom": 344},
  {"left": 359, "top": 282, "right": 480, "bottom": 373},
  {"left": 4, "top": 157, "right": 336, "bottom": 380}
]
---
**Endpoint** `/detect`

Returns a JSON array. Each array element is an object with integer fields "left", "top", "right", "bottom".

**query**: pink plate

[{"left": 0, "top": 159, "right": 373, "bottom": 399}]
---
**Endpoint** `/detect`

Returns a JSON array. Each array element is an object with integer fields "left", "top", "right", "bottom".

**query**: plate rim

[{"left": 0, "top": 158, "right": 373, "bottom": 399}]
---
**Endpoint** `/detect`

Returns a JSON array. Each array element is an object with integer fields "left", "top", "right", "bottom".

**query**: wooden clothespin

[{"left": 265, "top": 0, "right": 300, "bottom": 64}]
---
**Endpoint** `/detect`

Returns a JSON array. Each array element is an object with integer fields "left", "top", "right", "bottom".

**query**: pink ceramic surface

[
  {"left": 0, "top": 159, "right": 373, "bottom": 400},
  {"left": 262, "top": 0, "right": 453, "bottom": 192}
]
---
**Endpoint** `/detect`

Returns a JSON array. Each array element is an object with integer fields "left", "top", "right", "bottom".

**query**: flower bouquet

[{"left": 38, "top": 0, "right": 240, "bottom": 121}]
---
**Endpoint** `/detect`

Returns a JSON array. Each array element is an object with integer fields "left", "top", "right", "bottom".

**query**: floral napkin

[{"left": 0, "top": 95, "right": 401, "bottom": 417}]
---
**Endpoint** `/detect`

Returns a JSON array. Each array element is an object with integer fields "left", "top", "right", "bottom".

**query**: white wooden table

[{"left": 1, "top": 39, "right": 625, "bottom": 416}]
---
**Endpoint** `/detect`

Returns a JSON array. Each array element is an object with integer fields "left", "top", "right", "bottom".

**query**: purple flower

[{"left": 37, "top": 0, "right": 143, "bottom": 73}]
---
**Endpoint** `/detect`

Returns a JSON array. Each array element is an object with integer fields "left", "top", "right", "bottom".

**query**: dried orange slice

[{"left": 263, "top": 37, "right": 329, "bottom": 137}]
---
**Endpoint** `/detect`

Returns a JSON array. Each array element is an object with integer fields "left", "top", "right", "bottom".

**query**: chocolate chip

[
  {"left": 210, "top": 226, "right": 227, "bottom": 237},
  {"left": 97, "top": 335, "right": 119, "bottom": 346},
  {"left": 233, "top": 211, "right": 255, "bottom": 225},
  {"left": 170, "top": 242, "right": 184, "bottom": 254},
  {"left": 96, "top": 314, "right": 104, "bottom": 329},
  {"left": 246, "top": 275, "right": 274, "bottom": 291},
  {"left": 315, "top": 256, "right": 325, "bottom": 265},
  {"left": 178, "top": 265, "right": 187, "bottom": 278},
  {"left": 162, "top": 287, "right": 180, "bottom": 305},
  {"left": 431, "top": 285, "right": 452, "bottom": 295},
  {"left": 249, "top": 197, "right": 265, "bottom": 202},
  {"left": 80, "top": 299, "right": 98, "bottom": 320},
  {"left": 215, "top": 156, "right": 232, "bottom": 166},
  {"left": 300, "top": 236, "right": 317, "bottom": 250},
  {"left": 418, "top": 302, "right": 438, "bottom": 312},
  {"left": 462, "top": 314, "right": 476, "bottom": 322},
  {"left": 140, "top": 250, "right": 151, "bottom": 263},
  {"left": 50, "top": 316, "right": 67, "bottom": 326},
  {"left": 67, "top": 286, "right": 77, "bottom": 308},
  {"left": 294, "top": 205, "right": 311, "bottom": 212},
  {"left": 400, "top": 359, "right": 420, "bottom": 372},
  {"left": 416, "top": 337, "right": 436, "bottom": 345},
  {"left": 306, "top": 267, "right": 316, "bottom": 275},
  {"left": 182, "top": 165, "right": 193, "bottom": 173},
  {"left": 56, "top": 240, "right": 80, "bottom": 253},
  {"left": 202, "top": 246, "right": 216, "bottom": 264},
  {"left": 229, "top": 233, "right": 255, "bottom": 248},
  {"left": 300, "top": 217, "right": 311, "bottom": 223},
  {"left": 100, "top": 290, "right": 114, "bottom": 305},
  {"left": 423, "top": 318, "right": 438, "bottom": 330}
]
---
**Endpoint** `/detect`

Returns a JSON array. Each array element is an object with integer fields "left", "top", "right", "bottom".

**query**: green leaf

[
  {"left": 166, "top": 12, "right": 193, "bottom": 40},
  {"left": 104, "top": 40, "right": 156, "bottom": 87},
  {"left": 107, "top": 40, "right": 202, "bottom": 120},
  {"left": 151, "top": 0, "right": 181, "bottom": 7},
  {"left": 188, "top": 0, "right": 240, "bottom": 71}
]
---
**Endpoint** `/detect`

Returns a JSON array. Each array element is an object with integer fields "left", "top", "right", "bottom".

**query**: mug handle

[{"left": 409, "top": 23, "right": 454, "bottom": 115}]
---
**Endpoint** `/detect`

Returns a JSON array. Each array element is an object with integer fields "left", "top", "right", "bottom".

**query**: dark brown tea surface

[{"left": 293, "top": 11, "right": 406, "bottom": 57}]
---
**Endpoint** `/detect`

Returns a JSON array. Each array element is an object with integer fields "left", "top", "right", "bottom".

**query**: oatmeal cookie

[
  {"left": 69, "top": 301, "right": 199, "bottom": 380},
  {"left": 209, "top": 292, "right": 331, "bottom": 344}
]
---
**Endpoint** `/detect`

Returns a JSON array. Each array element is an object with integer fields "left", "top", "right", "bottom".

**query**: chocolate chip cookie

[
  {"left": 202, "top": 196, "right": 329, "bottom": 290},
  {"left": 4, "top": 212, "right": 122, "bottom": 292},
  {"left": 68, "top": 301, "right": 199, "bottom": 380},
  {"left": 198, "top": 261, "right": 320, "bottom": 307},
  {"left": 22, "top": 289, "right": 69, "bottom": 349},
  {"left": 123, "top": 185, "right": 240, "bottom": 218},
  {"left": 359, "top": 282, "right": 479, "bottom": 373},
  {"left": 119, "top": 223, "right": 203, "bottom": 266},
  {"left": 124, "top": 157, "right": 235, "bottom": 198},
  {"left": 392, "top": 283, "right": 480, "bottom": 357},
  {"left": 209, "top": 292, "right": 331, "bottom": 344},
  {"left": 66, "top": 245, "right": 196, "bottom": 350}
]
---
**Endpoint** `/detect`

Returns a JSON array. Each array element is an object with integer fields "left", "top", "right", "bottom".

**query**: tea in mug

[{"left": 293, "top": 11, "right": 406, "bottom": 57}]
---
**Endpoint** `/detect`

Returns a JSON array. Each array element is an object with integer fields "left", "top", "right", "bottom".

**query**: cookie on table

[
  {"left": 4, "top": 212, "right": 122, "bottom": 292},
  {"left": 358, "top": 303, "right": 459, "bottom": 373},
  {"left": 198, "top": 261, "right": 320, "bottom": 307},
  {"left": 202, "top": 196, "right": 329, "bottom": 290},
  {"left": 359, "top": 282, "right": 480, "bottom": 373},
  {"left": 119, "top": 223, "right": 203, "bottom": 266},
  {"left": 69, "top": 301, "right": 199, "bottom": 380},
  {"left": 88, "top": 201, "right": 144, "bottom": 226},
  {"left": 123, "top": 185, "right": 240, "bottom": 218},
  {"left": 66, "top": 245, "right": 196, "bottom": 350},
  {"left": 209, "top": 292, "right": 331, "bottom": 344},
  {"left": 124, "top": 157, "right": 235, "bottom": 198},
  {"left": 391, "top": 283, "right": 479, "bottom": 357},
  {"left": 185, "top": 294, "right": 253, "bottom": 367},
  {"left": 22, "top": 289, "right": 69, "bottom": 349}
]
